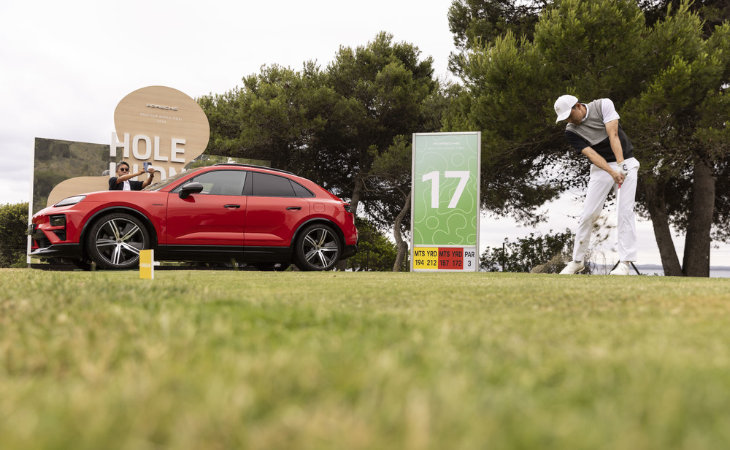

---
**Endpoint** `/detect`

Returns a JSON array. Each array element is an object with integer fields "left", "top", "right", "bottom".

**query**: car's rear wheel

[
  {"left": 294, "top": 224, "right": 341, "bottom": 271},
  {"left": 86, "top": 213, "right": 150, "bottom": 270}
]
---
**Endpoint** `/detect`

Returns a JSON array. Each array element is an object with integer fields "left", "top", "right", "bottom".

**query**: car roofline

[{"left": 212, "top": 163, "right": 294, "bottom": 175}]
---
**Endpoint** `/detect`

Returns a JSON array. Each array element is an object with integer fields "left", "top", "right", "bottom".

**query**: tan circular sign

[
  {"left": 113, "top": 85, "right": 210, "bottom": 178},
  {"left": 46, "top": 86, "right": 210, "bottom": 206}
]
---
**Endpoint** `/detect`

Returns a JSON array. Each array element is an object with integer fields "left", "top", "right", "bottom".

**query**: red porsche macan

[{"left": 30, "top": 164, "right": 358, "bottom": 271}]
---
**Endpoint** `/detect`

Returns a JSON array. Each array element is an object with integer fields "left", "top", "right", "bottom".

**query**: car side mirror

[{"left": 179, "top": 182, "right": 204, "bottom": 199}]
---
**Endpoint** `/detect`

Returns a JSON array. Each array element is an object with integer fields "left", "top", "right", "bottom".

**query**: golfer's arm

[
  {"left": 581, "top": 147, "right": 617, "bottom": 175},
  {"left": 605, "top": 120, "right": 624, "bottom": 164}
]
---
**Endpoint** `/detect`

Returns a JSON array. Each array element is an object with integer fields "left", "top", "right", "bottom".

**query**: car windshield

[{"left": 143, "top": 171, "right": 191, "bottom": 191}]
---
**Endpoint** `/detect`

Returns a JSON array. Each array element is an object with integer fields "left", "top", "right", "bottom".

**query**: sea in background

[{"left": 593, "top": 264, "right": 730, "bottom": 278}]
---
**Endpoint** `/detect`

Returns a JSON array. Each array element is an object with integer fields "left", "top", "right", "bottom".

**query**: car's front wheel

[
  {"left": 294, "top": 223, "right": 341, "bottom": 271},
  {"left": 85, "top": 213, "right": 150, "bottom": 270}
]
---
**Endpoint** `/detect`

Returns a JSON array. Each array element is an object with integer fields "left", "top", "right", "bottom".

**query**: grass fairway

[{"left": 1, "top": 269, "right": 729, "bottom": 449}]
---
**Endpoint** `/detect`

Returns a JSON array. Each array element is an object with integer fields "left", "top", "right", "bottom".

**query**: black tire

[
  {"left": 294, "top": 223, "right": 341, "bottom": 271},
  {"left": 85, "top": 212, "right": 150, "bottom": 270}
]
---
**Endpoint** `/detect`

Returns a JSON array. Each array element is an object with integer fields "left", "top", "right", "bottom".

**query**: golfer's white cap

[{"left": 554, "top": 94, "right": 578, "bottom": 123}]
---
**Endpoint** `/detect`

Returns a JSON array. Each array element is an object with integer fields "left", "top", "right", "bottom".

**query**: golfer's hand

[
  {"left": 619, "top": 163, "right": 629, "bottom": 177},
  {"left": 612, "top": 170, "right": 625, "bottom": 186}
]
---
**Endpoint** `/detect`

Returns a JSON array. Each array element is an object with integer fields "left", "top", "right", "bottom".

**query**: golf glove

[{"left": 619, "top": 163, "right": 629, "bottom": 177}]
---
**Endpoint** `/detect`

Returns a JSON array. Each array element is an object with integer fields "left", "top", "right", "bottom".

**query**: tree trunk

[
  {"left": 349, "top": 176, "right": 364, "bottom": 218},
  {"left": 644, "top": 181, "right": 683, "bottom": 276},
  {"left": 392, "top": 189, "right": 411, "bottom": 272},
  {"left": 682, "top": 159, "right": 716, "bottom": 277}
]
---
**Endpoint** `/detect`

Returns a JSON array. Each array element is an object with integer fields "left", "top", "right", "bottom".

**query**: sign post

[{"left": 410, "top": 132, "right": 480, "bottom": 272}]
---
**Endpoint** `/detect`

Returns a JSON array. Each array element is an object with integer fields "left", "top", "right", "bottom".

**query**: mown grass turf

[{"left": 1, "top": 269, "right": 729, "bottom": 449}]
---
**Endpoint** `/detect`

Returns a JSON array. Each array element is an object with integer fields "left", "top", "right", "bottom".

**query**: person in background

[
  {"left": 108, "top": 161, "right": 155, "bottom": 191},
  {"left": 553, "top": 94, "right": 640, "bottom": 276}
]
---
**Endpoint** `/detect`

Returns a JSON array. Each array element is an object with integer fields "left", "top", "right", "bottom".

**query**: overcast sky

[{"left": 1, "top": 0, "right": 728, "bottom": 267}]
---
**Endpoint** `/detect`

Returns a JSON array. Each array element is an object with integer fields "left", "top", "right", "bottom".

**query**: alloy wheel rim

[
  {"left": 95, "top": 218, "right": 144, "bottom": 266},
  {"left": 302, "top": 228, "right": 339, "bottom": 269}
]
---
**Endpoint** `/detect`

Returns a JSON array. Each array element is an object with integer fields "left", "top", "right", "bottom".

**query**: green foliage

[
  {"left": 346, "top": 218, "right": 399, "bottom": 271},
  {"left": 480, "top": 228, "right": 573, "bottom": 272},
  {"left": 448, "top": 28, "right": 564, "bottom": 223},
  {"left": 198, "top": 34, "right": 446, "bottom": 272},
  {"left": 449, "top": 0, "right": 729, "bottom": 275},
  {"left": 0, "top": 203, "right": 28, "bottom": 268},
  {"left": 535, "top": 0, "right": 646, "bottom": 101},
  {"left": 199, "top": 63, "right": 331, "bottom": 177},
  {"left": 619, "top": 8, "right": 729, "bottom": 237},
  {"left": 199, "top": 33, "right": 443, "bottom": 222},
  {"left": 316, "top": 33, "right": 440, "bottom": 219},
  {"left": 368, "top": 134, "right": 413, "bottom": 230},
  {"left": 640, "top": 0, "right": 730, "bottom": 36},
  {"left": 447, "top": 0, "right": 550, "bottom": 75}
]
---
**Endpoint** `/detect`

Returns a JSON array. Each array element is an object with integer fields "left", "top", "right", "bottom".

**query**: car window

[
  {"left": 251, "top": 172, "right": 296, "bottom": 197},
  {"left": 144, "top": 170, "right": 191, "bottom": 191},
  {"left": 174, "top": 170, "right": 246, "bottom": 196},
  {"left": 291, "top": 180, "right": 314, "bottom": 198}
]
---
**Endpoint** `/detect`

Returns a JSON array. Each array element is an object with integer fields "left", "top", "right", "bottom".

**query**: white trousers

[{"left": 572, "top": 157, "right": 640, "bottom": 262}]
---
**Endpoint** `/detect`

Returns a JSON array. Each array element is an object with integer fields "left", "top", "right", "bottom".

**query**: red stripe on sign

[{"left": 438, "top": 247, "right": 464, "bottom": 270}]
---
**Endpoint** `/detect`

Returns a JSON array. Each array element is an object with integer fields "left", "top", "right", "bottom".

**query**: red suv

[{"left": 30, "top": 164, "right": 358, "bottom": 271}]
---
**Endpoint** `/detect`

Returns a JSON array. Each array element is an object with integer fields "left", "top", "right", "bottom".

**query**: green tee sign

[{"left": 410, "top": 132, "right": 480, "bottom": 271}]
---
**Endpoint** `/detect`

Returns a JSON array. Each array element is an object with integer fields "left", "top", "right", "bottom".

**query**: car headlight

[{"left": 54, "top": 195, "right": 86, "bottom": 207}]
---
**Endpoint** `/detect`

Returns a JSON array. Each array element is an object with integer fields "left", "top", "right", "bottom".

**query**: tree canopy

[
  {"left": 200, "top": 33, "right": 441, "bottom": 215},
  {"left": 199, "top": 33, "right": 445, "bottom": 270},
  {"left": 197, "top": 2, "right": 727, "bottom": 274},
  {"left": 0, "top": 203, "right": 28, "bottom": 268},
  {"left": 447, "top": 0, "right": 729, "bottom": 276},
  {"left": 480, "top": 228, "right": 574, "bottom": 272}
]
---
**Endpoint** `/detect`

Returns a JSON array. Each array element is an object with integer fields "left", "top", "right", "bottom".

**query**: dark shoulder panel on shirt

[{"left": 565, "top": 130, "right": 589, "bottom": 152}]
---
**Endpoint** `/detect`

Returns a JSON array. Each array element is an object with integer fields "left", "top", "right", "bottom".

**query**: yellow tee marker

[{"left": 140, "top": 249, "right": 155, "bottom": 279}]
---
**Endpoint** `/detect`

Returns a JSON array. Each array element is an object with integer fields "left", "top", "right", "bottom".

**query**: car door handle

[
  {"left": 224, "top": 204, "right": 240, "bottom": 209},
  {"left": 286, "top": 206, "right": 302, "bottom": 210}
]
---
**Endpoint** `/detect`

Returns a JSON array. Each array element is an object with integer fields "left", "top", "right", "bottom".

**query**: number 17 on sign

[
  {"left": 410, "top": 132, "right": 480, "bottom": 272},
  {"left": 422, "top": 171, "right": 470, "bottom": 208}
]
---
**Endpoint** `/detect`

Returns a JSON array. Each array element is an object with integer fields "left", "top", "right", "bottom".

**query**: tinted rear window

[
  {"left": 291, "top": 180, "right": 314, "bottom": 198},
  {"left": 252, "top": 172, "right": 296, "bottom": 197}
]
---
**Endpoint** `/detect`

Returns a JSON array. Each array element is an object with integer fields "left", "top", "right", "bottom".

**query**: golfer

[{"left": 554, "top": 95, "right": 640, "bottom": 275}]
